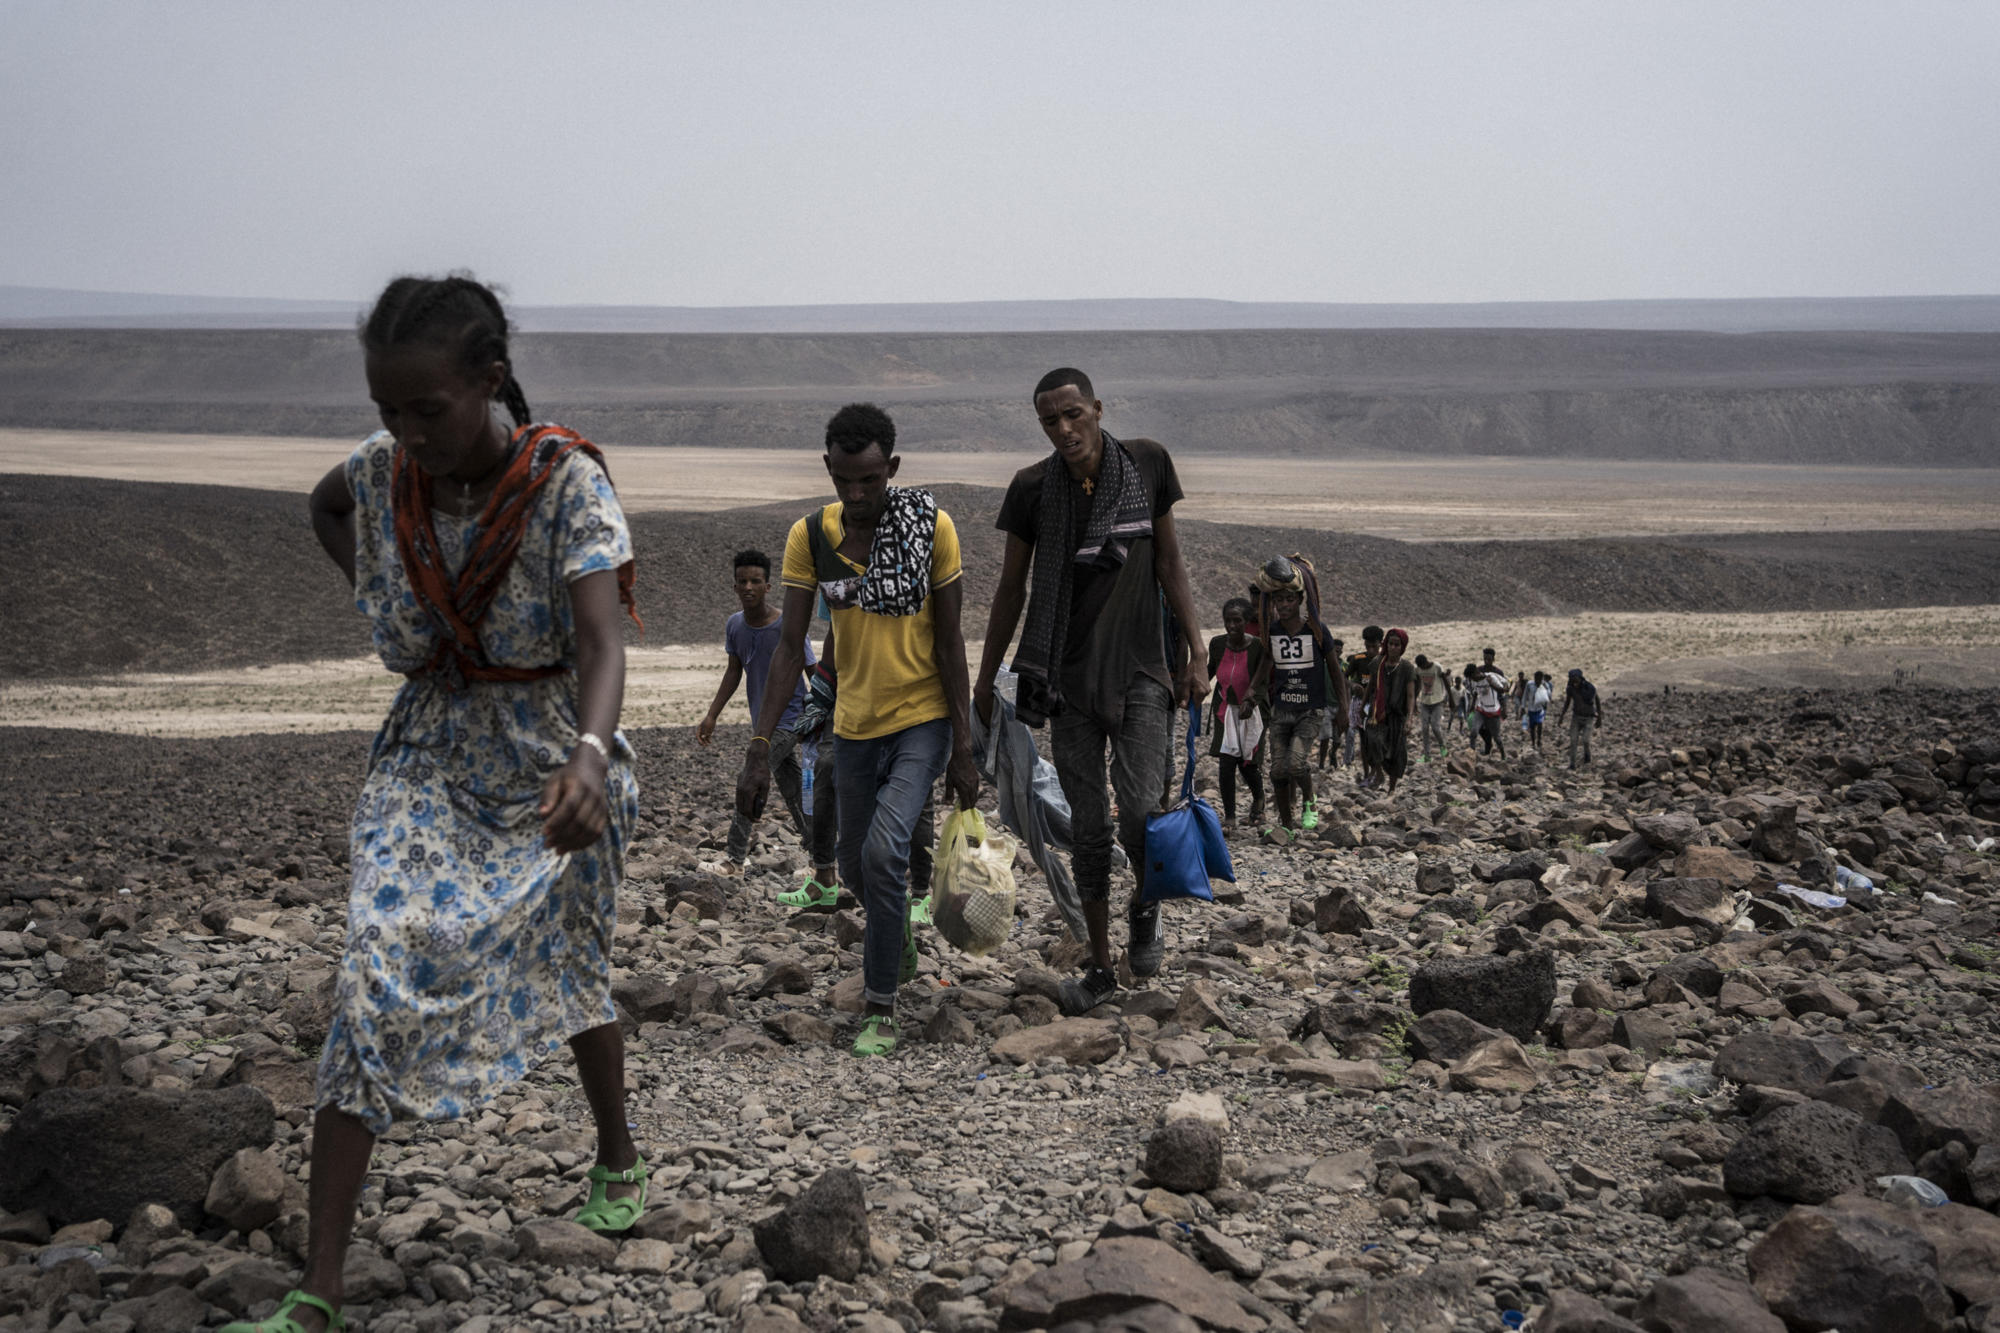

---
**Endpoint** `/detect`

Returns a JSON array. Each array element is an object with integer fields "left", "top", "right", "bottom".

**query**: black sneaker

[
  {"left": 1128, "top": 902, "right": 1164, "bottom": 978},
  {"left": 1058, "top": 966, "right": 1119, "bottom": 1016}
]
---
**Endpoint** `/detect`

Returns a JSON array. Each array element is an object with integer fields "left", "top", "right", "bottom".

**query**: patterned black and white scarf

[
  {"left": 1012, "top": 430, "right": 1153, "bottom": 724},
  {"left": 851, "top": 486, "right": 939, "bottom": 618}
]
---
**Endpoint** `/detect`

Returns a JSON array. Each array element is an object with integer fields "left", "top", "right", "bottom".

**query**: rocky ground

[{"left": 1, "top": 686, "right": 1998, "bottom": 1333}]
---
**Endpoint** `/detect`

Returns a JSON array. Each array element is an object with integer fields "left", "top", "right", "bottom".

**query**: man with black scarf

[{"left": 975, "top": 367, "right": 1208, "bottom": 1015}]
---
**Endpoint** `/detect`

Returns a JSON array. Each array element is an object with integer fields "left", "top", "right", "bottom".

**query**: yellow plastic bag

[{"left": 930, "top": 808, "right": 1018, "bottom": 956}]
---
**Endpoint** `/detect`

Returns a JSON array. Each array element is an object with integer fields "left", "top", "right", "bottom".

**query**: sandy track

[
  {"left": 6, "top": 427, "right": 1998, "bottom": 541},
  {"left": 6, "top": 605, "right": 1995, "bottom": 737}
]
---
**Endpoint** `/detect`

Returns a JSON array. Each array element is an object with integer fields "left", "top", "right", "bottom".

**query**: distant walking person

[
  {"left": 1523, "top": 670, "right": 1552, "bottom": 751},
  {"left": 268, "top": 275, "right": 650, "bottom": 1333},
  {"left": 696, "top": 549, "right": 827, "bottom": 887},
  {"left": 1317, "top": 635, "right": 1347, "bottom": 769},
  {"left": 1343, "top": 627, "right": 1383, "bottom": 780},
  {"left": 1557, "top": 667, "right": 1603, "bottom": 769},
  {"left": 1206, "top": 598, "right": 1267, "bottom": 828},
  {"left": 976, "top": 367, "right": 1207, "bottom": 1017},
  {"left": 1371, "top": 629, "right": 1420, "bottom": 792},
  {"left": 1258, "top": 584, "right": 1339, "bottom": 835},
  {"left": 1468, "top": 660, "right": 1509, "bottom": 759},
  {"left": 738, "top": 403, "right": 979, "bottom": 1057},
  {"left": 1413, "top": 653, "right": 1451, "bottom": 762}
]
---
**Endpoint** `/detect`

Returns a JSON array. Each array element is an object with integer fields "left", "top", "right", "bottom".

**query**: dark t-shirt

[
  {"left": 1267, "top": 620, "right": 1336, "bottom": 712},
  {"left": 996, "top": 437, "right": 1184, "bottom": 665}
]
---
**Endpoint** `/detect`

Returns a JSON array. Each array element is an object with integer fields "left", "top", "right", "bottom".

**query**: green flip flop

[
  {"left": 574, "top": 1154, "right": 649, "bottom": 1234},
  {"left": 777, "top": 877, "right": 840, "bottom": 910},
  {"left": 218, "top": 1290, "right": 344, "bottom": 1333},
  {"left": 852, "top": 1014, "right": 899, "bottom": 1057}
]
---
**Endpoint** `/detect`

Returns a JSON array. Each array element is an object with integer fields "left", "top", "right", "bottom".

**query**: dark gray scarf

[{"left": 1012, "top": 431, "right": 1152, "bottom": 725}]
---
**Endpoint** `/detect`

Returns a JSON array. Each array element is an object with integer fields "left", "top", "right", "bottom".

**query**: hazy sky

[{"left": 4, "top": 2, "right": 1996, "bottom": 307}]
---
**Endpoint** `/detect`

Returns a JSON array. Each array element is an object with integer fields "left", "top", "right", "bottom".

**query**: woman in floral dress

[{"left": 227, "top": 275, "right": 647, "bottom": 1333}]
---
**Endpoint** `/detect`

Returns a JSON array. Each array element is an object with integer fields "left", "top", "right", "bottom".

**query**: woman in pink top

[{"left": 1205, "top": 598, "right": 1268, "bottom": 828}]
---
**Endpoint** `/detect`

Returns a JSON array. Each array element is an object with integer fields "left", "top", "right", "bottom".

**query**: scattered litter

[
  {"left": 1833, "top": 865, "right": 1878, "bottom": 896},
  {"left": 1921, "top": 891, "right": 1959, "bottom": 907},
  {"left": 1877, "top": 1175, "right": 1949, "bottom": 1208},
  {"left": 1775, "top": 884, "right": 1846, "bottom": 910}
]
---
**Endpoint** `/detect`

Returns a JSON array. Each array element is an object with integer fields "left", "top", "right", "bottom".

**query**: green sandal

[
  {"left": 908, "top": 893, "right": 934, "bottom": 927},
  {"left": 777, "top": 877, "right": 840, "bottom": 910},
  {"left": 218, "top": 1290, "right": 343, "bottom": 1333},
  {"left": 574, "top": 1154, "right": 649, "bottom": 1234},
  {"left": 852, "top": 1014, "right": 899, "bottom": 1057},
  {"left": 1300, "top": 800, "right": 1321, "bottom": 831}
]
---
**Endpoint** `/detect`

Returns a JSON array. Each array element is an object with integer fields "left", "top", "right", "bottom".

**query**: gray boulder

[
  {"left": 1405, "top": 1009, "right": 1508, "bottom": 1065},
  {"left": 1712, "top": 1031, "right": 1853, "bottom": 1094},
  {"left": 753, "top": 1168, "right": 869, "bottom": 1282},
  {"left": 1144, "top": 1120, "right": 1222, "bottom": 1194},
  {"left": 0, "top": 1085, "right": 274, "bottom": 1227},
  {"left": 1408, "top": 950, "right": 1555, "bottom": 1043},
  {"left": 1722, "top": 1100, "right": 1912, "bottom": 1203},
  {"left": 1748, "top": 1194, "right": 1951, "bottom": 1333},
  {"left": 1642, "top": 878, "right": 1733, "bottom": 934},
  {"left": 1631, "top": 1267, "right": 1785, "bottom": 1333}
]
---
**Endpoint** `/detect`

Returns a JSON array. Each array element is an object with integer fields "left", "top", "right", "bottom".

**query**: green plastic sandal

[
  {"left": 852, "top": 1014, "right": 899, "bottom": 1057},
  {"left": 574, "top": 1154, "right": 649, "bottom": 1234},
  {"left": 777, "top": 877, "right": 840, "bottom": 909},
  {"left": 218, "top": 1290, "right": 344, "bottom": 1333},
  {"left": 908, "top": 894, "right": 934, "bottom": 927},
  {"left": 1300, "top": 799, "right": 1321, "bottom": 831}
]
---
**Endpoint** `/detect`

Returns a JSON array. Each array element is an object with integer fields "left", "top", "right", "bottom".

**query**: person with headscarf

[{"left": 1370, "top": 628, "right": 1419, "bottom": 792}]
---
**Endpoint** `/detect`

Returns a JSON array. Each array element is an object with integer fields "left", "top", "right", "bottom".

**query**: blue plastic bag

[{"left": 1144, "top": 703, "right": 1235, "bottom": 902}]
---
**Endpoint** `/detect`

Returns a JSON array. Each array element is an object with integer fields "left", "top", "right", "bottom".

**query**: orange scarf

[{"left": 392, "top": 423, "right": 641, "bottom": 689}]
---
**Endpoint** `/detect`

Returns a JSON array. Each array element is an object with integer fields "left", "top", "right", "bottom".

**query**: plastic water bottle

[
  {"left": 1877, "top": 1175, "right": 1949, "bottom": 1208},
  {"left": 1834, "top": 865, "right": 1877, "bottom": 895},
  {"left": 801, "top": 746, "right": 816, "bottom": 817}
]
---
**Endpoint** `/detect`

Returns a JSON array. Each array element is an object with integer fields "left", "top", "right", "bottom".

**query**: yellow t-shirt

[{"left": 782, "top": 503, "right": 963, "bottom": 741}]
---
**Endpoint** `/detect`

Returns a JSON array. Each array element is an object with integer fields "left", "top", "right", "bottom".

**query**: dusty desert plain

[
  {"left": 3, "top": 422, "right": 2000, "bottom": 733},
  {"left": 2, "top": 323, "right": 2000, "bottom": 1333}
]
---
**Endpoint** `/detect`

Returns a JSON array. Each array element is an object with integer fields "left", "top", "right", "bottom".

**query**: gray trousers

[
  {"left": 1049, "top": 677, "right": 1174, "bottom": 906},
  {"left": 1568, "top": 717, "right": 1595, "bottom": 766},
  {"left": 1418, "top": 702, "right": 1449, "bottom": 757}
]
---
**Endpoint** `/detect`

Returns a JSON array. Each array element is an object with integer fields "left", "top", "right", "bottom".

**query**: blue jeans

[{"left": 834, "top": 719, "right": 950, "bottom": 1007}]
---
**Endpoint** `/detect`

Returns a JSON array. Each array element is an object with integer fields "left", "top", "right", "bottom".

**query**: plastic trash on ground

[
  {"left": 1775, "top": 883, "right": 1847, "bottom": 911},
  {"left": 930, "top": 808, "right": 1018, "bottom": 956},
  {"left": 1833, "top": 864, "right": 1879, "bottom": 896},
  {"left": 1877, "top": 1175, "right": 1950, "bottom": 1208},
  {"left": 1921, "top": 891, "right": 1960, "bottom": 907}
]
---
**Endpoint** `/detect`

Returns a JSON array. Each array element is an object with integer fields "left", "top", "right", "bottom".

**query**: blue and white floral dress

[{"left": 317, "top": 429, "right": 639, "bottom": 1134}]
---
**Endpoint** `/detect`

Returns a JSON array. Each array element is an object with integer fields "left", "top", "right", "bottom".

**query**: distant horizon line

[
  {"left": 9, "top": 285, "right": 2000, "bottom": 335},
  {"left": 7, "top": 283, "right": 2000, "bottom": 310}
]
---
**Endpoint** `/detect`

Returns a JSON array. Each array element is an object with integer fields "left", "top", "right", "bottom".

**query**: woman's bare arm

[{"left": 308, "top": 462, "right": 357, "bottom": 587}]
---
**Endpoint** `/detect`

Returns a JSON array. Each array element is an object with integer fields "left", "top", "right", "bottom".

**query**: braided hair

[{"left": 359, "top": 273, "right": 532, "bottom": 427}]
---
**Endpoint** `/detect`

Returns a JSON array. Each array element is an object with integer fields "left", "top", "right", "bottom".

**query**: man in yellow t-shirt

[{"left": 738, "top": 403, "right": 978, "bottom": 1058}]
